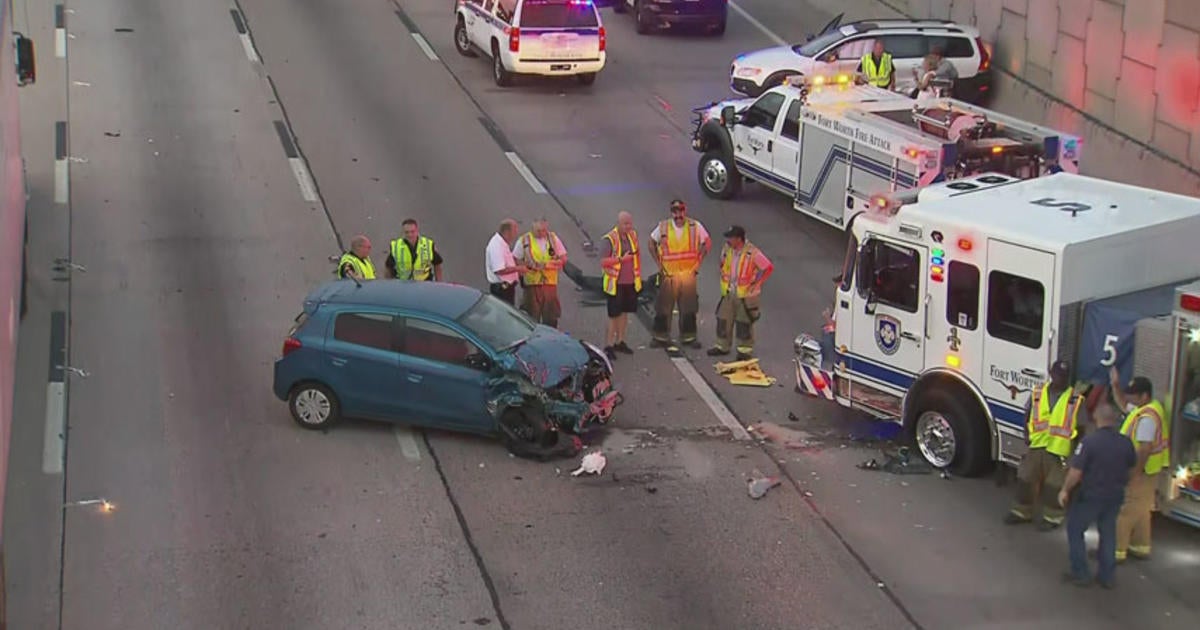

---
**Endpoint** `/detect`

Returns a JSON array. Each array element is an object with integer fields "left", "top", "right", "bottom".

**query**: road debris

[
  {"left": 570, "top": 451, "right": 607, "bottom": 476},
  {"left": 714, "top": 358, "right": 776, "bottom": 387},
  {"left": 787, "top": 411, "right": 800, "bottom": 422},
  {"left": 749, "top": 422, "right": 814, "bottom": 449},
  {"left": 747, "top": 475, "right": 781, "bottom": 499},
  {"left": 857, "top": 446, "right": 933, "bottom": 475}
]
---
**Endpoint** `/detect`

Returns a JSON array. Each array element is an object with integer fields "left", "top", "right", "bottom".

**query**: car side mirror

[
  {"left": 720, "top": 105, "right": 736, "bottom": 126},
  {"left": 864, "top": 288, "right": 878, "bottom": 315},
  {"left": 13, "top": 32, "right": 35, "bottom": 86}
]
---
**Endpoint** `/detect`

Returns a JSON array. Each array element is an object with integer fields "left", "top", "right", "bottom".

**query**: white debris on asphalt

[
  {"left": 571, "top": 451, "right": 607, "bottom": 476},
  {"left": 747, "top": 475, "right": 781, "bottom": 499}
]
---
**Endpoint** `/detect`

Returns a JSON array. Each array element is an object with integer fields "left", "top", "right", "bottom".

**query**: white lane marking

[
  {"left": 411, "top": 33, "right": 439, "bottom": 61},
  {"left": 55, "top": 28, "right": 66, "bottom": 58},
  {"left": 54, "top": 159, "right": 68, "bottom": 204},
  {"left": 394, "top": 426, "right": 422, "bottom": 461},
  {"left": 670, "top": 357, "right": 752, "bottom": 441},
  {"left": 728, "top": 1, "right": 788, "bottom": 47},
  {"left": 288, "top": 157, "right": 318, "bottom": 202},
  {"left": 239, "top": 33, "right": 260, "bottom": 63},
  {"left": 43, "top": 382, "right": 66, "bottom": 474},
  {"left": 504, "top": 152, "right": 547, "bottom": 194}
]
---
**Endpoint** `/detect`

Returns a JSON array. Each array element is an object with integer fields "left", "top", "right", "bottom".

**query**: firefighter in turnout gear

[
  {"left": 650, "top": 199, "right": 711, "bottom": 350},
  {"left": 387, "top": 218, "right": 443, "bottom": 281},
  {"left": 1005, "top": 360, "right": 1084, "bottom": 530},
  {"left": 1110, "top": 368, "right": 1170, "bottom": 561},
  {"left": 707, "top": 226, "right": 773, "bottom": 361},
  {"left": 513, "top": 218, "right": 568, "bottom": 328},
  {"left": 337, "top": 235, "right": 376, "bottom": 280}
]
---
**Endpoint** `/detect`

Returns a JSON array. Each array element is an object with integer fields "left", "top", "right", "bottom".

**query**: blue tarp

[{"left": 1077, "top": 283, "right": 1182, "bottom": 385}]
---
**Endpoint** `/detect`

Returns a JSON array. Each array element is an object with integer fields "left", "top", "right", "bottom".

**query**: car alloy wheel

[{"left": 294, "top": 387, "right": 331, "bottom": 426}]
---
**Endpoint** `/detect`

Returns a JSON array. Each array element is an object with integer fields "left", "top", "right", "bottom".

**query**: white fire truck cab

[
  {"left": 691, "top": 75, "right": 1081, "bottom": 229},
  {"left": 795, "top": 171, "right": 1200, "bottom": 482}
]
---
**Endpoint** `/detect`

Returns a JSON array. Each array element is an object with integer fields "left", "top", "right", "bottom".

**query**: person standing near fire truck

[
  {"left": 649, "top": 199, "right": 711, "bottom": 350},
  {"left": 1109, "top": 366, "right": 1170, "bottom": 562},
  {"left": 1004, "top": 360, "right": 1084, "bottom": 530}
]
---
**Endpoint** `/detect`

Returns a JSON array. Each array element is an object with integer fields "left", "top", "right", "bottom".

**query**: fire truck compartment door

[{"left": 981, "top": 240, "right": 1056, "bottom": 428}]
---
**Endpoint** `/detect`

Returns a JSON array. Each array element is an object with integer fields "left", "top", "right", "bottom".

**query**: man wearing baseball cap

[
  {"left": 1109, "top": 367, "right": 1169, "bottom": 561},
  {"left": 1005, "top": 360, "right": 1085, "bottom": 530},
  {"left": 707, "top": 225, "right": 773, "bottom": 360}
]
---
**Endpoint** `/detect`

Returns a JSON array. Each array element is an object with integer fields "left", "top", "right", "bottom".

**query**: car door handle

[
  {"left": 900, "top": 332, "right": 920, "bottom": 343},
  {"left": 407, "top": 374, "right": 423, "bottom": 384},
  {"left": 1021, "top": 367, "right": 1043, "bottom": 378},
  {"left": 330, "top": 357, "right": 347, "bottom": 367},
  {"left": 767, "top": 140, "right": 773, "bottom": 152}
]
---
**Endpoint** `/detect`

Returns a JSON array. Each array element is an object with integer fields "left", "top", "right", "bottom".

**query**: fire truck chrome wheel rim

[
  {"left": 915, "top": 411, "right": 955, "bottom": 468},
  {"left": 295, "top": 389, "right": 331, "bottom": 425},
  {"left": 702, "top": 159, "right": 728, "bottom": 193}
]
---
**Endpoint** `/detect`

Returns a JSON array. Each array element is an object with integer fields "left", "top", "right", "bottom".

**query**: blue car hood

[{"left": 507, "top": 325, "right": 592, "bottom": 387}]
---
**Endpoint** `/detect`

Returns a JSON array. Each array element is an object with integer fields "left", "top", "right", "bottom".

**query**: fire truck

[
  {"left": 790, "top": 172, "right": 1200, "bottom": 529},
  {"left": 691, "top": 75, "right": 1081, "bottom": 229}
]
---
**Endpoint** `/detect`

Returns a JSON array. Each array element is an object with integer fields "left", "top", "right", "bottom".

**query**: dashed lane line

[
  {"left": 670, "top": 357, "right": 752, "bottom": 441},
  {"left": 411, "top": 33, "right": 439, "bottom": 61},
  {"left": 505, "top": 151, "right": 548, "bottom": 194},
  {"left": 394, "top": 426, "right": 422, "bottom": 461}
]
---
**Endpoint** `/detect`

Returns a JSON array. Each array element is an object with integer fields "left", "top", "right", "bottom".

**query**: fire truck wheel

[
  {"left": 911, "top": 389, "right": 989, "bottom": 476},
  {"left": 698, "top": 150, "right": 740, "bottom": 199}
]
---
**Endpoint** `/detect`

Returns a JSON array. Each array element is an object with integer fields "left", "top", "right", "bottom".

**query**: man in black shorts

[{"left": 600, "top": 211, "right": 643, "bottom": 359}]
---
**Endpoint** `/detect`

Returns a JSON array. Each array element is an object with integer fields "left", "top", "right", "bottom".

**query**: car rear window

[
  {"left": 928, "top": 36, "right": 975, "bottom": 58},
  {"left": 518, "top": 1, "right": 599, "bottom": 28}
]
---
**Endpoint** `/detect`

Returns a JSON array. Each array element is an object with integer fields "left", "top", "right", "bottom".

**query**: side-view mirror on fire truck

[
  {"left": 720, "top": 105, "right": 736, "bottom": 127},
  {"left": 13, "top": 32, "right": 35, "bottom": 87}
]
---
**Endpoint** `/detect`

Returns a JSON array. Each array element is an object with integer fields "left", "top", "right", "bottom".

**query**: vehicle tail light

[
  {"left": 509, "top": 27, "right": 520, "bottom": 52},
  {"left": 282, "top": 337, "right": 302, "bottom": 357},
  {"left": 976, "top": 38, "right": 990, "bottom": 72},
  {"left": 598, "top": 26, "right": 606, "bottom": 52},
  {"left": 1181, "top": 293, "right": 1200, "bottom": 313},
  {"left": 811, "top": 373, "right": 827, "bottom": 390}
]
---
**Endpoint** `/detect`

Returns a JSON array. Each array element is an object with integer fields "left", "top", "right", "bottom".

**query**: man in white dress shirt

[{"left": 485, "top": 218, "right": 525, "bottom": 306}]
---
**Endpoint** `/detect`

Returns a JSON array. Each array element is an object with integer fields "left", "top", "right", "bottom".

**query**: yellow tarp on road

[{"left": 714, "top": 358, "right": 776, "bottom": 387}]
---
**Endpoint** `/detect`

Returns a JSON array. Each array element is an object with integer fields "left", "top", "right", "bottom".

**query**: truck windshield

[{"left": 519, "top": 1, "right": 599, "bottom": 28}]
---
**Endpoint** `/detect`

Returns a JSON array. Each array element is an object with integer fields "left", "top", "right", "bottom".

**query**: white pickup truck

[{"left": 691, "top": 77, "right": 1081, "bottom": 229}]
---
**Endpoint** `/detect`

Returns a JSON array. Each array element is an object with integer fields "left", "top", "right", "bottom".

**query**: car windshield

[
  {"left": 519, "top": 1, "right": 599, "bottom": 28},
  {"left": 456, "top": 295, "right": 536, "bottom": 351},
  {"left": 793, "top": 30, "right": 845, "bottom": 57}
]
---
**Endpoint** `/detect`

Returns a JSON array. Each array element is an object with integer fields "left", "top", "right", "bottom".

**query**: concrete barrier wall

[{"left": 800, "top": 0, "right": 1200, "bottom": 196}]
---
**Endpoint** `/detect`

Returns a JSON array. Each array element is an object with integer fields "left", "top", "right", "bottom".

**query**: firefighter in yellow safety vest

[
  {"left": 1005, "top": 360, "right": 1084, "bottom": 530},
  {"left": 600, "top": 211, "right": 642, "bottom": 359},
  {"left": 513, "top": 218, "right": 567, "bottom": 328},
  {"left": 707, "top": 225, "right": 773, "bottom": 361},
  {"left": 858, "top": 40, "right": 895, "bottom": 89},
  {"left": 387, "top": 218, "right": 443, "bottom": 281},
  {"left": 649, "top": 199, "right": 711, "bottom": 350},
  {"left": 336, "top": 235, "right": 376, "bottom": 280},
  {"left": 1109, "top": 368, "right": 1170, "bottom": 561}
]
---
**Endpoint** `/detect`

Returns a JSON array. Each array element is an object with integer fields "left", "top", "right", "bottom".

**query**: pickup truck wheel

[
  {"left": 911, "top": 389, "right": 989, "bottom": 477},
  {"left": 634, "top": 1, "right": 653, "bottom": 34},
  {"left": 576, "top": 72, "right": 597, "bottom": 86},
  {"left": 454, "top": 18, "right": 476, "bottom": 57},
  {"left": 698, "top": 150, "right": 740, "bottom": 199},
  {"left": 710, "top": 18, "right": 726, "bottom": 36},
  {"left": 612, "top": 0, "right": 627, "bottom": 13},
  {"left": 492, "top": 43, "right": 513, "bottom": 87},
  {"left": 288, "top": 382, "right": 342, "bottom": 430}
]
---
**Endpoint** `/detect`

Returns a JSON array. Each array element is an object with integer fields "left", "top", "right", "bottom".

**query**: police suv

[
  {"left": 691, "top": 75, "right": 1081, "bottom": 229},
  {"left": 454, "top": 0, "right": 606, "bottom": 86},
  {"left": 792, "top": 172, "right": 1200, "bottom": 481}
]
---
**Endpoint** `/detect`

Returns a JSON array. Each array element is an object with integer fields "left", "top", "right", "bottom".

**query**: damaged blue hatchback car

[{"left": 273, "top": 279, "right": 622, "bottom": 458}]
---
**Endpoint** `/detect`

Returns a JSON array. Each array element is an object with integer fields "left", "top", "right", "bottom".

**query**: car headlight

[{"left": 735, "top": 67, "right": 762, "bottom": 78}]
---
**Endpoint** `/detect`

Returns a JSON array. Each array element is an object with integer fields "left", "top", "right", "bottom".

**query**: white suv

[
  {"left": 454, "top": 0, "right": 607, "bottom": 87},
  {"left": 730, "top": 17, "right": 992, "bottom": 103}
]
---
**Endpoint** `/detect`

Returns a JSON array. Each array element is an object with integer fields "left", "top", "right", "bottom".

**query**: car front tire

[{"left": 288, "top": 382, "right": 342, "bottom": 430}]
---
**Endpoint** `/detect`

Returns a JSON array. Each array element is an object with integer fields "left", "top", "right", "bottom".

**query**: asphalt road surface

[{"left": 4, "top": 0, "right": 1199, "bottom": 629}]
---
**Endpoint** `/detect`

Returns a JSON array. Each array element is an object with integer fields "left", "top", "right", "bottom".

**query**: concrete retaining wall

[{"left": 800, "top": 0, "right": 1200, "bottom": 196}]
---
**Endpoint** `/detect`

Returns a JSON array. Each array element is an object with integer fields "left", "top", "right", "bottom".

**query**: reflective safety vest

[
  {"left": 1120, "top": 399, "right": 1169, "bottom": 475},
  {"left": 719, "top": 243, "right": 759, "bottom": 297},
  {"left": 337, "top": 252, "right": 376, "bottom": 280},
  {"left": 656, "top": 219, "right": 702, "bottom": 276},
  {"left": 1027, "top": 384, "right": 1080, "bottom": 457},
  {"left": 861, "top": 52, "right": 893, "bottom": 88},
  {"left": 601, "top": 228, "right": 642, "bottom": 296},
  {"left": 391, "top": 236, "right": 436, "bottom": 281},
  {"left": 520, "top": 232, "right": 561, "bottom": 286}
]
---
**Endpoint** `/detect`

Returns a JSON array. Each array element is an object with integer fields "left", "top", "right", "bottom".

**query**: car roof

[
  {"left": 304, "top": 280, "right": 483, "bottom": 319},
  {"left": 842, "top": 19, "right": 979, "bottom": 38}
]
